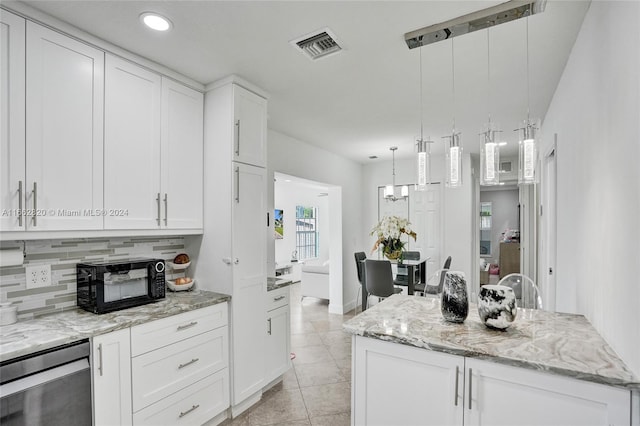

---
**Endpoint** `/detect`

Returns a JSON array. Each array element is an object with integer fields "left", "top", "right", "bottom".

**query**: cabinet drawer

[
  {"left": 132, "top": 327, "right": 228, "bottom": 411},
  {"left": 133, "top": 368, "right": 229, "bottom": 426},
  {"left": 131, "top": 303, "right": 227, "bottom": 356},
  {"left": 267, "top": 286, "right": 289, "bottom": 311}
]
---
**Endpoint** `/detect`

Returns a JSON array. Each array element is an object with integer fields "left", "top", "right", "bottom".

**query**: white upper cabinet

[
  {"left": 104, "top": 55, "right": 203, "bottom": 231},
  {"left": 104, "top": 55, "right": 162, "bottom": 229},
  {"left": 0, "top": 10, "right": 25, "bottom": 231},
  {"left": 25, "top": 21, "right": 104, "bottom": 230},
  {"left": 161, "top": 78, "right": 204, "bottom": 229},
  {"left": 233, "top": 85, "right": 267, "bottom": 167}
]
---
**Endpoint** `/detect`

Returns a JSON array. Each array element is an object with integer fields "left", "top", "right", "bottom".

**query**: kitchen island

[{"left": 343, "top": 294, "right": 639, "bottom": 425}]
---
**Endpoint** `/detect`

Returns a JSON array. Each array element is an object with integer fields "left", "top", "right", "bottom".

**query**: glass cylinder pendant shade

[
  {"left": 518, "top": 119, "right": 539, "bottom": 184},
  {"left": 416, "top": 139, "right": 431, "bottom": 191},
  {"left": 384, "top": 185, "right": 394, "bottom": 199},
  {"left": 445, "top": 133, "right": 463, "bottom": 188},
  {"left": 480, "top": 127, "right": 500, "bottom": 186}
]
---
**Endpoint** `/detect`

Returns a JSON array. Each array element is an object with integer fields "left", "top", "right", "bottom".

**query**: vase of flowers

[{"left": 370, "top": 216, "right": 417, "bottom": 260}]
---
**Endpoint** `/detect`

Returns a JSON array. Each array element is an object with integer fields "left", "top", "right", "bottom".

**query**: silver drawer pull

[
  {"left": 18, "top": 181, "right": 23, "bottom": 227},
  {"left": 178, "top": 358, "right": 199, "bottom": 369},
  {"left": 178, "top": 404, "right": 200, "bottom": 418},
  {"left": 273, "top": 295, "right": 286, "bottom": 301},
  {"left": 177, "top": 321, "right": 198, "bottom": 331},
  {"left": 454, "top": 365, "right": 459, "bottom": 406}
]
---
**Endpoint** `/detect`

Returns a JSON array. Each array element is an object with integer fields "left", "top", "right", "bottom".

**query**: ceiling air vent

[{"left": 291, "top": 28, "right": 342, "bottom": 60}]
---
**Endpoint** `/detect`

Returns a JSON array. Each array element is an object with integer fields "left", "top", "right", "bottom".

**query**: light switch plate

[{"left": 26, "top": 264, "right": 51, "bottom": 289}]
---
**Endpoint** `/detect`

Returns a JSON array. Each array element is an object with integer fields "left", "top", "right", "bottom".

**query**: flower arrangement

[{"left": 370, "top": 215, "right": 417, "bottom": 260}]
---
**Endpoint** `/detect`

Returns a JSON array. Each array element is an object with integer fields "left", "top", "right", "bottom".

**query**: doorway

[{"left": 541, "top": 138, "right": 557, "bottom": 311}]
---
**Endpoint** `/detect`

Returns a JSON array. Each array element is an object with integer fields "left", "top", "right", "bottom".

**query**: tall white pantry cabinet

[{"left": 198, "top": 80, "right": 268, "bottom": 415}]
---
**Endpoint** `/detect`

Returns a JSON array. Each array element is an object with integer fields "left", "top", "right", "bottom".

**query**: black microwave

[{"left": 77, "top": 258, "right": 165, "bottom": 314}]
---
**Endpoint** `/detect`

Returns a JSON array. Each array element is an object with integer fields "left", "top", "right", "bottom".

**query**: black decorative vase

[{"left": 441, "top": 271, "right": 469, "bottom": 323}]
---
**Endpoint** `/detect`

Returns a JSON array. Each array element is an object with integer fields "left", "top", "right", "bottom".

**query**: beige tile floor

[{"left": 222, "top": 282, "right": 356, "bottom": 426}]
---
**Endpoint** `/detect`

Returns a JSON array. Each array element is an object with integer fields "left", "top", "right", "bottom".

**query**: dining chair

[
  {"left": 497, "top": 273, "right": 543, "bottom": 309},
  {"left": 393, "top": 251, "right": 421, "bottom": 288},
  {"left": 354, "top": 252, "right": 367, "bottom": 312},
  {"left": 415, "top": 255, "right": 451, "bottom": 295},
  {"left": 364, "top": 259, "right": 402, "bottom": 306}
]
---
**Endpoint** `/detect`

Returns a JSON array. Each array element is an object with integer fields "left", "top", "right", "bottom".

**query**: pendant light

[
  {"left": 384, "top": 147, "right": 408, "bottom": 201},
  {"left": 444, "top": 39, "right": 462, "bottom": 188},
  {"left": 516, "top": 16, "right": 539, "bottom": 185},
  {"left": 480, "top": 28, "right": 501, "bottom": 186},
  {"left": 416, "top": 47, "right": 433, "bottom": 191}
]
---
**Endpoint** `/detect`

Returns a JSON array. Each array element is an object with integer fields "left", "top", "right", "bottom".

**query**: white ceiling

[{"left": 18, "top": 0, "right": 589, "bottom": 163}]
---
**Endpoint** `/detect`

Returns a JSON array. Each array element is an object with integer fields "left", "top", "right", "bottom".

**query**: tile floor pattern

[{"left": 222, "top": 282, "right": 355, "bottom": 426}]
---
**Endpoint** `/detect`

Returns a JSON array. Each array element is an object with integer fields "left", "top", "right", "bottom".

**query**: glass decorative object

[{"left": 441, "top": 271, "right": 468, "bottom": 323}]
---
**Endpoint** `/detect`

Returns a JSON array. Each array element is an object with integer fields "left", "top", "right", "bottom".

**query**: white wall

[
  {"left": 480, "top": 189, "right": 519, "bottom": 264},
  {"left": 267, "top": 129, "right": 364, "bottom": 314},
  {"left": 274, "top": 181, "right": 330, "bottom": 264},
  {"left": 362, "top": 153, "right": 474, "bottom": 282},
  {"left": 540, "top": 1, "right": 640, "bottom": 377}
]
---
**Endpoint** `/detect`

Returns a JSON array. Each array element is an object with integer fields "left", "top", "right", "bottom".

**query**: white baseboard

[{"left": 231, "top": 391, "right": 261, "bottom": 418}]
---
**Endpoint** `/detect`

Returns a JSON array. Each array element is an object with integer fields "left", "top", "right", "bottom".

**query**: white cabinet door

[
  {"left": 161, "top": 78, "right": 203, "bottom": 229},
  {"left": 353, "top": 336, "right": 464, "bottom": 426},
  {"left": 0, "top": 10, "right": 25, "bottom": 231},
  {"left": 465, "top": 358, "right": 631, "bottom": 426},
  {"left": 231, "top": 162, "right": 267, "bottom": 403},
  {"left": 265, "top": 304, "right": 291, "bottom": 384},
  {"left": 93, "top": 328, "right": 133, "bottom": 426},
  {"left": 233, "top": 85, "right": 266, "bottom": 167},
  {"left": 104, "top": 55, "right": 161, "bottom": 229},
  {"left": 26, "top": 22, "right": 104, "bottom": 230}
]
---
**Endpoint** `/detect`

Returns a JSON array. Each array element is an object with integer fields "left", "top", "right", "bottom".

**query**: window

[{"left": 296, "top": 205, "right": 318, "bottom": 260}]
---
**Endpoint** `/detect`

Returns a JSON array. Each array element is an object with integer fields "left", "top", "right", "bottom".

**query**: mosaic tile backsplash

[{"left": 0, "top": 237, "right": 186, "bottom": 320}]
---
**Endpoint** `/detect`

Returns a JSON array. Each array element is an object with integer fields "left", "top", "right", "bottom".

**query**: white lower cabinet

[
  {"left": 264, "top": 287, "right": 291, "bottom": 384},
  {"left": 353, "top": 336, "right": 631, "bottom": 426},
  {"left": 92, "top": 328, "right": 133, "bottom": 426},
  {"left": 92, "top": 303, "right": 229, "bottom": 426}
]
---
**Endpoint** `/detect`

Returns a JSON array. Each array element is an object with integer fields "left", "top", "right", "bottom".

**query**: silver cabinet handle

[
  {"left": 178, "top": 358, "right": 199, "bottom": 369},
  {"left": 31, "top": 182, "right": 37, "bottom": 226},
  {"left": 274, "top": 295, "right": 285, "bottom": 301},
  {"left": 234, "top": 166, "right": 240, "bottom": 203},
  {"left": 18, "top": 181, "right": 23, "bottom": 227},
  {"left": 233, "top": 258, "right": 239, "bottom": 265},
  {"left": 156, "top": 193, "right": 161, "bottom": 226},
  {"left": 179, "top": 404, "right": 200, "bottom": 418},
  {"left": 177, "top": 321, "right": 198, "bottom": 331},
  {"left": 267, "top": 318, "right": 272, "bottom": 335},
  {"left": 163, "top": 193, "right": 168, "bottom": 226},
  {"left": 235, "top": 119, "right": 240, "bottom": 156},
  {"left": 98, "top": 343, "right": 103, "bottom": 376},
  {"left": 454, "top": 365, "right": 459, "bottom": 406},
  {"left": 468, "top": 368, "right": 473, "bottom": 410}
]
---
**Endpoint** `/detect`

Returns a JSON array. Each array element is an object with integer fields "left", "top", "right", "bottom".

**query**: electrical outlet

[{"left": 26, "top": 264, "right": 51, "bottom": 289}]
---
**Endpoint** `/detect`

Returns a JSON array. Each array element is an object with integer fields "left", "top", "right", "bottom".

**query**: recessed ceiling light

[{"left": 140, "top": 12, "right": 172, "bottom": 32}]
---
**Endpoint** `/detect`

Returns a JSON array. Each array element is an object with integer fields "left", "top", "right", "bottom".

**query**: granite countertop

[
  {"left": 343, "top": 294, "right": 640, "bottom": 390},
  {"left": 0, "top": 290, "right": 230, "bottom": 362},
  {"left": 267, "top": 276, "right": 293, "bottom": 292}
]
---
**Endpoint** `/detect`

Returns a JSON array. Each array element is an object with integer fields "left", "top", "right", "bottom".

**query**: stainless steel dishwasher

[{"left": 0, "top": 339, "right": 92, "bottom": 426}]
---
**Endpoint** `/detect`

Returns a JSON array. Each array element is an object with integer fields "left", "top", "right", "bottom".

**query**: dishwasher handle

[{"left": 0, "top": 359, "right": 89, "bottom": 398}]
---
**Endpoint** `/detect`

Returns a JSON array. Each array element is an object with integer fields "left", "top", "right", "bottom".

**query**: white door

[
  {"left": 465, "top": 357, "right": 630, "bottom": 426},
  {"left": 233, "top": 85, "right": 266, "bottom": 167},
  {"left": 93, "top": 329, "right": 132, "bottom": 426},
  {"left": 542, "top": 143, "right": 557, "bottom": 311},
  {"left": 161, "top": 78, "right": 203, "bottom": 229},
  {"left": 231, "top": 162, "right": 267, "bottom": 404},
  {"left": 410, "top": 183, "right": 441, "bottom": 275},
  {"left": 26, "top": 22, "right": 104, "bottom": 230},
  {"left": 265, "top": 304, "right": 291, "bottom": 384},
  {"left": 104, "top": 55, "right": 161, "bottom": 229},
  {"left": 0, "top": 10, "right": 25, "bottom": 231},
  {"left": 353, "top": 336, "right": 464, "bottom": 426}
]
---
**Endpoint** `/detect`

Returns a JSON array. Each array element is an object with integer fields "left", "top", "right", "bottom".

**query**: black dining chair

[
  {"left": 365, "top": 259, "right": 402, "bottom": 307},
  {"left": 354, "top": 252, "right": 367, "bottom": 311},
  {"left": 393, "top": 251, "right": 421, "bottom": 288}
]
